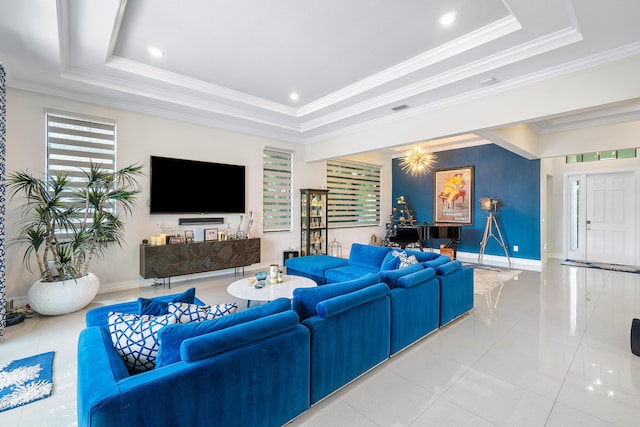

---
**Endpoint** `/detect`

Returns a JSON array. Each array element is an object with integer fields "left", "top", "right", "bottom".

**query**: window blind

[
  {"left": 45, "top": 111, "right": 117, "bottom": 228},
  {"left": 263, "top": 149, "right": 292, "bottom": 232},
  {"left": 46, "top": 111, "right": 116, "bottom": 180},
  {"left": 326, "top": 160, "right": 381, "bottom": 227}
]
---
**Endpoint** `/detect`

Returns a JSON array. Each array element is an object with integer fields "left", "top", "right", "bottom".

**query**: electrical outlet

[{"left": 513, "top": 245, "right": 519, "bottom": 252}]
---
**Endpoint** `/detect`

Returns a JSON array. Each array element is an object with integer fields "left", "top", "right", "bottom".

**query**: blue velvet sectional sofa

[{"left": 77, "top": 251, "right": 473, "bottom": 426}]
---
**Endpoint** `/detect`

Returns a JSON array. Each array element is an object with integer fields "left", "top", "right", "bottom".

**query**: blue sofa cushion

[
  {"left": 108, "top": 312, "right": 179, "bottom": 373},
  {"left": 436, "top": 260, "right": 462, "bottom": 276},
  {"left": 138, "top": 287, "right": 196, "bottom": 315},
  {"left": 324, "top": 265, "right": 380, "bottom": 283},
  {"left": 378, "top": 263, "right": 424, "bottom": 289},
  {"left": 155, "top": 298, "right": 291, "bottom": 367},
  {"left": 292, "top": 273, "right": 380, "bottom": 321},
  {"left": 316, "top": 283, "right": 389, "bottom": 318},
  {"left": 181, "top": 311, "right": 300, "bottom": 362},
  {"left": 348, "top": 244, "right": 391, "bottom": 269},
  {"left": 285, "top": 255, "right": 348, "bottom": 278},
  {"left": 167, "top": 302, "right": 238, "bottom": 322}
]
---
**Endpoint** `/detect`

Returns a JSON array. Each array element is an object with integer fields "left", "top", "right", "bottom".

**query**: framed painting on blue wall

[{"left": 433, "top": 165, "right": 474, "bottom": 225}]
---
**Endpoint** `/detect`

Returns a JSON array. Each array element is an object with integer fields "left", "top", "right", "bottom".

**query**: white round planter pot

[{"left": 28, "top": 273, "right": 100, "bottom": 316}]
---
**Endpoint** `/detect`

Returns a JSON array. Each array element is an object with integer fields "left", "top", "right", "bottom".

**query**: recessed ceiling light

[
  {"left": 289, "top": 92, "right": 299, "bottom": 101},
  {"left": 147, "top": 46, "right": 164, "bottom": 58},
  {"left": 439, "top": 11, "right": 457, "bottom": 26}
]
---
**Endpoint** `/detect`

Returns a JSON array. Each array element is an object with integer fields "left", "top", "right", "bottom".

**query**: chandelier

[{"left": 399, "top": 146, "right": 437, "bottom": 176}]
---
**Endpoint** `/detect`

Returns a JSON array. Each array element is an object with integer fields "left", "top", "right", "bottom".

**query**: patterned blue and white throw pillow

[
  {"left": 108, "top": 312, "right": 178, "bottom": 373},
  {"left": 167, "top": 302, "right": 238, "bottom": 323},
  {"left": 393, "top": 250, "right": 419, "bottom": 269}
]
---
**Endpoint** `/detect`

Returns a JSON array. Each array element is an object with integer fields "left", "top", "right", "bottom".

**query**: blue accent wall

[{"left": 392, "top": 144, "right": 541, "bottom": 260}]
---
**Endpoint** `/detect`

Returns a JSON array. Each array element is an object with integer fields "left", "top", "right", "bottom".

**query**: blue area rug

[
  {"left": 0, "top": 351, "right": 54, "bottom": 413},
  {"left": 562, "top": 259, "right": 640, "bottom": 274}
]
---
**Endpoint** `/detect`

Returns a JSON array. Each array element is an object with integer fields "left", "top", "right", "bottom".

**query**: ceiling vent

[
  {"left": 480, "top": 77, "right": 498, "bottom": 87},
  {"left": 391, "top": 104, "right": 409, "bottom": 112}
]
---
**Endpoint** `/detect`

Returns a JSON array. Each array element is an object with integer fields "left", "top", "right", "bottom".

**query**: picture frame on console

[
  {"left": 204, "top": 228, "right": 219, "bottom": 241},
  {"left": 433, "top": 165, "right": 474, "bottom": 225}
]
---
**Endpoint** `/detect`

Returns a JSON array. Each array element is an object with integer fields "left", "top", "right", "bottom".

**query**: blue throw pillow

[
  {"left": 380, "top": 250, "right": 399, "bottom": 271},
  {"left": 138, "top": 287, "right": 196, "bottom": 315},
  {"left": 108, "top": 312, "right": 179, "bottom": 373}
]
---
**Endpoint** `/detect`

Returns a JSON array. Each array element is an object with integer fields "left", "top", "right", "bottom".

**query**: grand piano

[{"left": 389, "top": 223, "right": 462, "bottom": 256}]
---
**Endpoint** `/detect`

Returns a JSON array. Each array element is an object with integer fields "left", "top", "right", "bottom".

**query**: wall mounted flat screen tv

[{"left": 149, "top": 156, "right": 245, "bottom": 214}]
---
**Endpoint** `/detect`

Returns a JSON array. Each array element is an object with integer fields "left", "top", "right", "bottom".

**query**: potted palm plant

[{"left": 8, "top": 162, "right": 143, "bottom": 315}]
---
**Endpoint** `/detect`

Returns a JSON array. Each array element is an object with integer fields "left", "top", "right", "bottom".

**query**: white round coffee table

[{"left": 227, "top": 274, "right": 317, "bottom": 307}]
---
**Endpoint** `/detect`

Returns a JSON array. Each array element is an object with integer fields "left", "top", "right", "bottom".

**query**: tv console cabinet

[{"left": 140, "top": 238, "right": 261, "bottom": 286}]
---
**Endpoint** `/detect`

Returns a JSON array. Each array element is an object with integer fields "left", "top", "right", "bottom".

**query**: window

[
  {"left": 46, "top": 110, "right": 116, "bottom": 178},
  {"left": 263, "top": 148, "right": 292, "bottom": 232},
  {"left": 566, "top": 148, "right": 636, "bottom": 163},
  {"left": 326, "top": 160, "right": 381, "bottom": 228}
]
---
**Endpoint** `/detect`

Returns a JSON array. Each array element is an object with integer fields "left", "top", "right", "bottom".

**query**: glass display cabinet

[{"left": 300, "top": 188, "right": 329, "bottom": 256}]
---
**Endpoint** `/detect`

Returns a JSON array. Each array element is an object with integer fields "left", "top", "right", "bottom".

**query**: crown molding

[
  {"left": 297, "top": 15, "right": 522, "bottom": 116},
  {"left": 304, "top": 42, "right": 640, "bottom": 144},
  {"left": 301, "top": 26, "right": 583, "bottom": 132}
]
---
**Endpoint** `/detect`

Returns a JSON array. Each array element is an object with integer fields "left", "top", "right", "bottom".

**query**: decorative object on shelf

[
  {"left": 300, "top": 189, "right": 329, "bottom": 256},
  {"left": 184, "top": 230, "right": 194, "bottom": 244},
  {"left": 399, "top": 146, "right": 437, "bottom": 176},
  {"left": 169, "top": 235, "right": 185, "bottom": 244},
  {"left": 433, "top": 165, "right": 474, "bottom": 225},
  {"left": 8, "top": 162, "right": 143, "bottom": 315},
  {"left": 244, "top": 210, "right": 254, "bottom": 238},
  {"left": 224, "top": 223, "right": 237, "bottom": 240},
  {"left": 478, "top": 197, "right": 510, "bottom": 267},
  {"left": 204, "top": 228, "right": 218, "bottom": 241},
  {"left": 329, "top": 238, "right": 342, "bottom": 257}
]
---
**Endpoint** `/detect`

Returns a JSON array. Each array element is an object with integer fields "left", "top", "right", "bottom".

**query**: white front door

[{"left": 585, "top": 172, "right": 636, "bottom": 264}]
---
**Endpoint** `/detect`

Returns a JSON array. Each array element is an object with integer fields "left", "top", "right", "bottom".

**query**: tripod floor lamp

[{"left": 478, "top": 197, "right": 511, "bottom": 268}]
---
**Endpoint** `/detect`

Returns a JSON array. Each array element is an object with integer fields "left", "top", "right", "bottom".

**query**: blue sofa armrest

[
  {"left": 397, "top": 267, "right": 436, "bottom": 289},
  {"left": 436, "top": 260, "right": 462, "bottom": 276},
  {"left": 181, "top": 311, "right": 300, "bottom": 361},
  {"left": 316, "top": 283, "right": 389, "bottom": 318},
  {"left": 77, "top": 327, "right": 130, "bottom": 427},
  {"left": 292, "top": 273, "right": 380, "bottom": 321},
  {"left": 377, "top": 264, "right": 424, "bottom": 288},
  {"left": 157, "top": 298, "right": 291, "bottom": 367},
  {"left": 422, "top": 256, "right": 451, "bottom": 269}
]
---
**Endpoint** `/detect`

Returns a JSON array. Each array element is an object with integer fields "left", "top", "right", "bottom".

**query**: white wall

[{"left": 6, "top": 89, "right": 390, "bottom": 300}]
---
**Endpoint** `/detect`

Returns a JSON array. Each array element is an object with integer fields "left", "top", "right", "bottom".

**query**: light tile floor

[{"left": 1, "top": 259, "right": 640, "bottom": 426}]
